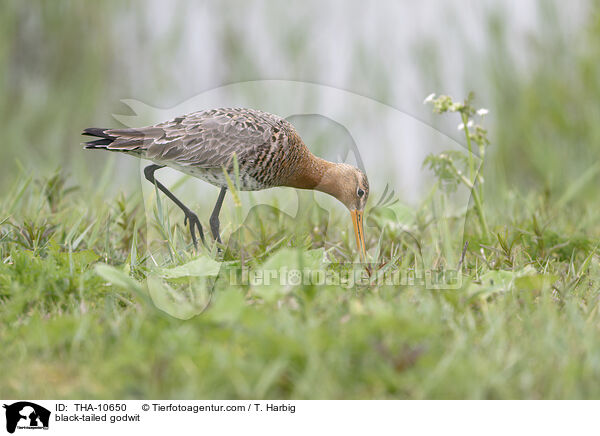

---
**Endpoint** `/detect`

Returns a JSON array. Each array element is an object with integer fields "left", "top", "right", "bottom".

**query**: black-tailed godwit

[{"left": 83, "top": 107, "right": 369, "bottom": 260}]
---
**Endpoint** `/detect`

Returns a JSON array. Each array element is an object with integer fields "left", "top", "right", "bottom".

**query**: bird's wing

[{"left": 105, "top": 108, "right": 281, "bottom": 169}]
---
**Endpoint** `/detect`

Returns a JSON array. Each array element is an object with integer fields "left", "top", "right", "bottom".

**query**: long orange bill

[{"left": 350, "top": 209, "right": 367, "bottom": 263}]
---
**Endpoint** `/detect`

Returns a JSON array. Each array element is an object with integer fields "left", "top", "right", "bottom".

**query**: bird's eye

[{"left": 357, "top": 188, "right": 365, "bottom": 198}]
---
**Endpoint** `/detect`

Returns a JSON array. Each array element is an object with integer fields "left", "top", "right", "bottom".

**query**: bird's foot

[{"left": 184, "top": 211, "right": 206, "bottom": 250}]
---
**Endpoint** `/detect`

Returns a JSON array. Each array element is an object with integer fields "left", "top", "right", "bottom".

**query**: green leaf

[
  {"left": 146, "top": 274, "right": 210, "bottom": 320},
  {"left": 467, "top": 270, "right": 515, "bottom": 299},
  {"left": 514, "top": 274, "right": 559, "bottom": 291},
  {"left": 94, "top": 264, "right": 151, "bottom": 306},
  {"left": 71, "top": 249, "right": 99, "bottom": 266},
  {"left": 367, "top": 202, "right": 415, "bottom": 230},
  {"left": 156, "top": 256, "right": 222, "bottom": 279},
  {"left": 260, "top": 247, "right": 323, "bottom": 271},
  {"left": 95, "top": 263, "right": 143, "bottom": 293}
]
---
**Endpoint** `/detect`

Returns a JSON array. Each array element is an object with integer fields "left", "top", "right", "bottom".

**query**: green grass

[{"left": 0, "top": 165, "right": 598, "bottom": 399}]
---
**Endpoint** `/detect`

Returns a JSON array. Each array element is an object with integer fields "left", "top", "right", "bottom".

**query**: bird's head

[{"left": 319, "top": 163, "right": 369, "bottom": 262}]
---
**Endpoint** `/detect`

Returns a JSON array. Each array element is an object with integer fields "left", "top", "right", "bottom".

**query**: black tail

[{"left": 82, "top": 128, "right": 116, "bottom": 149}]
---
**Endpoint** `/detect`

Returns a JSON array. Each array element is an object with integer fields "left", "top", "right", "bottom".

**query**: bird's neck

[{"left": 284, "top": 151, "right": 341, "bottom": 198}]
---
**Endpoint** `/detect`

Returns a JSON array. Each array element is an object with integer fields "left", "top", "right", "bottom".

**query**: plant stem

[
  {"left": 462, "top": 112, "right": 475, "bottom": 184},
  {"left": 444, "top": 154, "right": 490, "bottom": 237},
  {"left": 460, "top": 112, "right": 489, "bottom": 236},
  {"left": 471, "top": 188, "right": 490, "bottom": 236}
]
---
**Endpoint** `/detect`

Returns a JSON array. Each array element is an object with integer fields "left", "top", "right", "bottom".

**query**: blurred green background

[{"left": 1, "top": 0, "right": 598, "bottom": 215}]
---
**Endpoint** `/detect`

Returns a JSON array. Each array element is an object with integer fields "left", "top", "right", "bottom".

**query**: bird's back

[{"left": 84, "top": 107, "right": 312, "bottom": 190}]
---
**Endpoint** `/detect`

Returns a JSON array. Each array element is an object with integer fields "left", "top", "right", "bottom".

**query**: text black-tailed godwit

[{"left": 83, "top": 107, "right": 369, "bottom": 260}]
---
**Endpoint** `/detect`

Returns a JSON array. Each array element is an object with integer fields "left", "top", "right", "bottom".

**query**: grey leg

[
  {"left": 144, "top": 164, "right": 206, "bottom": 249},
  {"left": 209, "top": 187, "right": 227, "bottom": 243}
]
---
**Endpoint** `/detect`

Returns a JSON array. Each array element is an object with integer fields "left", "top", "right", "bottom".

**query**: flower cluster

[
  {"left": 423, "top": 92, "right": 491, "bottom": 236},
  {"left": 423, "top": 93, "right": 467, "bottom": 114},
  {"left": 424, "top": 92, "right": 490, "bottom": 159}
]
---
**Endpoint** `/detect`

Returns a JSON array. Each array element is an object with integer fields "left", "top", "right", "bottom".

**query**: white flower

[
  {"left": 477, "top": 108, "right": 489, "bottom": 116},
  {"left": 458, "top": 120, "right": 474, "bottom": 130},
  {"left": 423, "top": 93, "right": 436, "bottom": 104}
]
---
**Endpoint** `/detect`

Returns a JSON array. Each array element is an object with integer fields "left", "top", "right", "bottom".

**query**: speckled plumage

[
  {"left": 83, "top": 107, "right": 369, "bottom": 258},
  {"left": 84, "top": 107, "right": 314, "bottom": 191}
]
